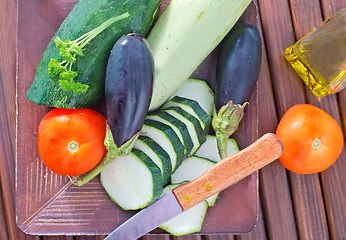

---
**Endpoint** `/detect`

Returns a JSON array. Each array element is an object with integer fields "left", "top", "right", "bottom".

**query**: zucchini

[
  {"left": 100, "top": 149, "right": 163, "bottom": 210},
  {"left": 142, "top": 119, "right": 185, "bottom": 172},
  {"left": 134, "top": 136, "right": 172, "bottom": 184},
  {"left": 162, "top": 107, "right": 206, "bottom": 155},
  {"left": 215, "top": 21, "right": 262, "bottom": 109},
  {"left": 147, "top": 0, "right": 251, "bottom": 111},
  {"left": 159, "top": 184, "right": 208, "bottom": 236},
  {"left": 170, "top": 78, "right": 214, "bottom": 116},
  {"left": 194, "top": 135, "right": 240, "bottom": 162},
  {"left": 171, "top": 156, "right": 219, "bottom": 207},
  {"left": 162, "top": 96, "right": 210, "bottom": 131},
  {"left": 146, "top": 112, "right": 194, "bottom": 157},
  {"left": 105, "top": 34, "right": 153, "bottom": 147},
  {"left": 26, "top": 0, "right": 161, "bottom": 109}
]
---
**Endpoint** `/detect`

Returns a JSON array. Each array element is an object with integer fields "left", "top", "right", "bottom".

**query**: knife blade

[{"left": 105, "top": 133, "right": 284, "bottom": 240}]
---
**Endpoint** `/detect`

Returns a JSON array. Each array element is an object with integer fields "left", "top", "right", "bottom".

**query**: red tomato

[
  {"left": 38, "top": 108, "right": 107, "bottom": 176},
  {"left": 276, "top": 104, "right": 344, "bottom": 174}
]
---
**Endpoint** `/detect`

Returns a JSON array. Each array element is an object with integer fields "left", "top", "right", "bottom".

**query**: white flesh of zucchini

[
  {"left": 171, "top": 156, "right": 219, "bottom": 207},
  {"left": 170, "top": 78, "right": 214, "bottom": 116},
  {"left": 142, "top": 121, "right": 184, "bottom": 172},
  {"left": 100, "top": 149, "right": 163, "bottom": 210},
  {"left": 162, "top": 108, "right": 202, "bottom": 155},
  {"left": 159, "top": 184, "right": 208, "bottom": 236},
  {"left": 148, "top": 0, "right": 251, "bottom": 111},
  {"left": 195, "top": 135, "right": 240, "bottom": 162}
]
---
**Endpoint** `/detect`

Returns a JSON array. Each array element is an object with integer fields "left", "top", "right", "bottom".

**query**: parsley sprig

[{"left": 48, "top": 12, "right": 130, "bottom": 94}]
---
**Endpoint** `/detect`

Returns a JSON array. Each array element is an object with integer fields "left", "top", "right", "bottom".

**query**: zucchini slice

[
  {"left": 100, "top": 149, "right": 163, "bottom": 210},
  {"left": 142, "top": 119, "right": 185, "bottom": 172},
  {"left": 134, "top": 136, "right": 172, "bottom": 185},
  {"left": 162, "top": 107, "right": 206, "bottom": 155},
  {"left": 194, "top": 135, "right": 240, "bottom": 162},
  {"left": 162, "top": 96, "right": 210, "bottom": 131},
  {"left": 171, "top": 156, "right": 219, "bottom": 207},
  {"left": 159, "top": 184, "right": 208, "bottom": 236},
  {"left": 171, "top": 78, "right": 214, "bottom": 116},
  {"left": 146, "top": 112, "right": 194, "bottom": 157}
]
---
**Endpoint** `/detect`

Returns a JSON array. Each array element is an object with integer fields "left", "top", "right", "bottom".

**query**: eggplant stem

[
  {"left": 212, "top": 101, "right": 248, "bottom": 159},
  {"left": 71, "top": 125, "right": 141, "bottom": 186}
]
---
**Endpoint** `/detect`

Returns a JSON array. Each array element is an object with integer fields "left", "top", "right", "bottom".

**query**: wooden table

[{"left": 1, "top": 0, "right": 345, "bottom": 239}]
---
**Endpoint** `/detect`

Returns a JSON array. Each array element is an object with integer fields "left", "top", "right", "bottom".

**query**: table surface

[{"left": 1, "top": 0, "right": 345, "bottom": 240}]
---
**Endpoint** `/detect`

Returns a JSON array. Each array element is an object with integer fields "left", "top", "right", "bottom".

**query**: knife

[{"left": 105, "top": 133, "right": 284, "bottom": 240}]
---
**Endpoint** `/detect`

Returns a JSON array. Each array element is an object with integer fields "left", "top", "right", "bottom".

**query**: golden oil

[{"left": 285, "top": 9, "right": 346, "bottom": 96}]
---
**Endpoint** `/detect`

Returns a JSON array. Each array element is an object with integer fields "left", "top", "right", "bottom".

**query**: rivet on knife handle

[{"left": 172, "top": 133, "right": 284, "bottom": 211}]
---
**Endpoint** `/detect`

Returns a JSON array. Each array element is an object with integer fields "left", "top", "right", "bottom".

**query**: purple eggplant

[
  {"left": 215, "top": 21, "right": 262, "bottom": 110},
  {"left": 212, "top": 21, "right": 262, "bottom": 159},
  {"left": 73, "top": 34, "right": 153, "bottom": 186},
  {"left": 105, "top": 33, "right": 154, "bottom": 147}
]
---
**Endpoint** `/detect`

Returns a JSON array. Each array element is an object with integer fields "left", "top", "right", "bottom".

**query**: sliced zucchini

[
  {"left": 146, "top": 111, "right": 194, "bottom": 157},
  {"left": 100, "top": 149, "right": 163, "bottom": 210},
  {"left": 142, "top": 119, "right": 185, "bottom": 171},
  {"left": 134, "top": 136, "right": 172, "bottom": 184},
  {"left": 159, "top": 184, "right": 208, "bottom": 236},
  {"left": 162, "top": 106, "right": 206, "bottom": 155},
  {"left": 171, "top": 78, "right": 214, "bottom": 117},
  {"left": 194, "top": 135, "right": 240, "bottom": 162},
  {"left": 162, "top": 96, "right": 210, "bottom": 131},
  {"left": 171, "top": 156, "right": 218, "bottom": 207}
]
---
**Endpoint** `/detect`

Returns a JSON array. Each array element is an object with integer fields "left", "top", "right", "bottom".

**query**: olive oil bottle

[{"left": 285, "top": 9, "right": 346, "bottom": 96}]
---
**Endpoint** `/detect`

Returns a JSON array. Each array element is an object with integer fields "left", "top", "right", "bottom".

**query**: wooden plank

[
  {"left": 317, "top": 2, "right": 346, "bottom": 239},
  {"left": 290, "top": 0, "right": 346, "bottom": 239},
  {"left": 0, "top": 184, "right": 9, "bottom": 240},
  {"left": 252, "top": 1, "right": 298, "bottom": 239},
  {"left": 257, "top": 0, "right": 331, "bottom": 239},
  {"left": 0, "top": 0, "right": 40, "bottom": 239}
]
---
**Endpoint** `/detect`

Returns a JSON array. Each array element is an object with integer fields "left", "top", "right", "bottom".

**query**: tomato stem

[
  {"left": 68, "top": 141, "right": 79, "bottom": 153},
  {"left": 312, "top": 138, "right": 321, "bottom": 149}
]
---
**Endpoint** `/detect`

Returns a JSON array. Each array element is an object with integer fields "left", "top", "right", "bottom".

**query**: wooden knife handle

[{"left": 172, "top": 133, "right": 284, "bottom": 211}]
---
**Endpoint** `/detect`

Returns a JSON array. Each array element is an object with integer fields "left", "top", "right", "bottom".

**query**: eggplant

[
  {"left": 105, "top": 33, "right": 154, "bottom": 147},
  {"left": 73, "top": 34, "right": 154, "bottom": 186},
  {"left": 215, "top": 21, "right": 262, "bottom": 110},
  {"left": 212, "top": 21, "right": 262, "bottom": 159}
]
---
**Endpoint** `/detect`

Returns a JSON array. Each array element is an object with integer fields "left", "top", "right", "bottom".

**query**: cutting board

[{"left": 16, "top": 0, "right": 259, "bottom": 235}]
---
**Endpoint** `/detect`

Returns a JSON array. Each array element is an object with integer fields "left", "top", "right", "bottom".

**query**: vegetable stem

[
  {"left": 72, "top": 124, "right": 140, "bottom": 186},
  {"left": 212, "top": 101, "right": 248, "bottom": 159}
]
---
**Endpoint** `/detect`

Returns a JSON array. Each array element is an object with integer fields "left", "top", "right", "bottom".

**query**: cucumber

[
  {"left": 142, "top": 119, "right": 185, "bottom": 172},
  {"left": 26, "top": 0, "right": 162, "bottom": 109},
  {"left": 162, "top": 107, "right": 206, "bottom": 155},
  {"left": 146, "top": 112, "right": 194, "bottom": 157},
  {"left": 171, "top": 156, "right": 219, "bottom": 207},
  {"left": 159, "top": 184, "right": 208, "bottom": 236},
  {"left": 170, "top": 78, "right": 214, "bottom": 116},
  {"left": 194, "top": 135, "right": 240, "bottom": 162},
  {"left": 100, "top": 149, "right": 163, "bottom": 210},
  {"left": 134, "top": 136, "right": 172, "bottom": 184},
  {"left": 147, "top": 0, "right": 251, "bottom": 111}
]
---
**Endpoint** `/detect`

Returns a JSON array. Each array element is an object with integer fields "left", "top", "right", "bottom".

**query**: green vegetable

[
  {"left": 147, "top": 0, "right": 252, "bottom": 111},
  {"left": 26, "top": 0, "right": 162, "bottom": 108},
  {"left": 47, "top": 14, "right": 129, "bottom": 94}
]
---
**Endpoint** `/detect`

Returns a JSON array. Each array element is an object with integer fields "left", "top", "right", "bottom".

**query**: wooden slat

[
  {"left": 290, "top": 0, "right": 346, "bottom": 239},
  {"left": 253, "top": 1, "right": 298, "bottom": 239},
  {"left": 0, "top": 0, "right": 40, "bottom": 239},
  {"left": 0, "top": 184, "right": 9, "bottom": 240},
  {"left": 319, "top": 1, "right": 346, "bottom": 239},
  {"left": 257, "top": 0, "right": 332, "bottom": 239}
]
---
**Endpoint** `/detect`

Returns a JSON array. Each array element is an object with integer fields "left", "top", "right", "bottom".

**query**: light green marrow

[{"left": 147, "top": 0, "right": 252, "bottom": 111}]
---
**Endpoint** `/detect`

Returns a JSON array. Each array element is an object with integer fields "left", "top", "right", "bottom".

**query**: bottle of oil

[{"left": 285, "top": 8, "right": 346, "bottom": 96}]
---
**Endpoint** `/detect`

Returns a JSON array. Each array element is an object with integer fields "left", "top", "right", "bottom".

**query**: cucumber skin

[
  {"left": 26, "top": 0, "right": 161, "bottom": 109},
  {"left": 215, "top": 21, "right": 262, "bottom": 109}
]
